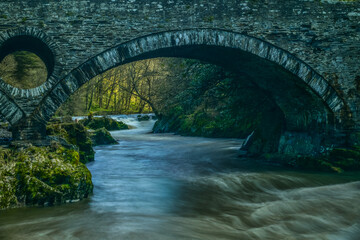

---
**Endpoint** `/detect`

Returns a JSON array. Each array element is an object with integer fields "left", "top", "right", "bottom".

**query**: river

[{"left": 0, "top": 115, "right": 360, "bottom": 240}]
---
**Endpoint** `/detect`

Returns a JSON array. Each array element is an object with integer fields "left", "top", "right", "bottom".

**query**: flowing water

[{"left": 1, "top": 115, "right": 360, "bottom": 240}]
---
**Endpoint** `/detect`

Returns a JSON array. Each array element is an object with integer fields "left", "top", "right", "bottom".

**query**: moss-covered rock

[
  {"left": 49, "top": 116, "right": 74, "bottom": 125},
  {"left": 90, "top": 128, "right": 118, "bottom": 146},
  {"left": 0, "top": 145, "right": 93, "bottom": 209},
  {"left": 327, "top": 147, "right": 360, "bottom": 170},
  {"left": 46, "top": 123, "right": 95, "bottom": 164},
  {"left": 80, "top": 116, "right": 128, "bottom": 131},
  {"left": 264, "top": 146, "right": 360, "bottom": 173},
  {"left": 294, "top": 156, "right": 344, "bottom": 173},
  {"left": 137, "top": 115, "right": 151, "bottom": 121}
]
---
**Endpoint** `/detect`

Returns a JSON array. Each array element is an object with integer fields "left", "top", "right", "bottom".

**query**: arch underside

[{"left": 35, "top": 30, "right": 345, "bottom": 133}]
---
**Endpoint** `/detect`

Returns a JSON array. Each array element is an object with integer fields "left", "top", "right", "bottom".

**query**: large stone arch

[
  {"left": 23, "top": 28, "right": 348, "bottom": 150},
  {"left": 36, "top": 29, "right": 346, "bottom": 123}
]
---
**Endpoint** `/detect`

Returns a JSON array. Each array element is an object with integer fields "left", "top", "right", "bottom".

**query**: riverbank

[{"left": 153, "top": 115, "right": 360, "bottom": 173}]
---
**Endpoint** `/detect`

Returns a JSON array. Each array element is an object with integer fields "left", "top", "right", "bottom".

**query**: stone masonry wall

[{"left": 0, "top": 0, "right": 359, "bottom": 125}]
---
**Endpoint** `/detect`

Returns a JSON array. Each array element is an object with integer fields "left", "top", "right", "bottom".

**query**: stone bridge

[{"left": 0, "top": 0, "right": 359, "bottom": 153}]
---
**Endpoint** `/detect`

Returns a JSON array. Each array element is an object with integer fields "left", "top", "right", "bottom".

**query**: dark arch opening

[
  {"left": 30, "top": 30, "right": 347, "bottom": 153},
  {"left": 59, "top": 56, "right": 290, "bottom": 154},
  {"left": 0, "top": 35, "right": 54, "bottom": 78},
  {"left": 78, "top": 43, "right": 335, "bottom": 135},
  {"left": 57, "top": 51, "right": 333, "bottom": 154},
  {"left": 142, "top": 45, "right": 336, "bottom": 130}
]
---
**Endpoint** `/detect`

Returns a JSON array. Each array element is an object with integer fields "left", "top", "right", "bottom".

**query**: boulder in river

[
  {"left": 137, "top": 115, "right": 151, "bottom": 121},
  {"left": 46, "top": 122, "right": 95, "bottom": 164},
  {"left": 80, "top": 116, "right": 128, "bottom": 131},
  {"left": 0, "top": 144, "right": 93, "bottom": 209},
  {"left": 90, "top": 128, "right": 118, "bottom": 146}
]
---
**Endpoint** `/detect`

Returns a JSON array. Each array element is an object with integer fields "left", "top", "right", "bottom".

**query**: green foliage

[
  {"left": 56, "top": 60, "right": 155, "bottom": 116},
  {"left": 0, "top": 146, "right": 93, "bottom": 209},
  {"left": 88, "top": 111, "right": 94, "bottom": 120},
  {"left": 0, "top": 51, "right": 47, "bottom": 89},
  {"left": 153, "top": 60, "right": 284, "bottom": 154}
]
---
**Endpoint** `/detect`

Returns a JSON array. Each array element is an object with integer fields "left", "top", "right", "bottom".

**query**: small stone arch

[
  {"left": 36, "top": 29, "right": 347, "bottom": 126},
  {"left": 0, "top": 27, "right": 63, "bottom": 100}
]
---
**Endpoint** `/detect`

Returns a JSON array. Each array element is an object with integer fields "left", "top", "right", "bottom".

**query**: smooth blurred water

[{"left": 1, "top": 115, "right": 360, "bottom": 240}]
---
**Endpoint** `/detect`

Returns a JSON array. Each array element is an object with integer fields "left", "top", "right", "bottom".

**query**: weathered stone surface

[
  {"left": 0, "top": 90, "right": 23, "bottom": 125},
  {"left": 0, "top": 0, "right": 358, "bottom": 148}
]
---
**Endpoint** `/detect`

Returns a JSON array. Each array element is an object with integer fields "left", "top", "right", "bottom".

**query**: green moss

[
  {"left": 264, "top": 145, "right": 360, "bottom": 173},
  {"left": 90, "top": 128, "right": 118, "bottom": 146},
  {"left": 20, "top": 17, "right": 27, "bottom": 23},
  {"left": 294, "top": 156, "right": 343, "bottom": 173},
  {"left": 0, "top": 146, "right": 93, "bottom": 209},
  {"left": 329, "top": 148, "right": 360, "bottom": 160},
  {"left": 203, "top": 16, "right": 215, "bottom": 23},
  {"left": 79, "top": 117, "right": 128, "bottom": 131},
  {"left": 47, "top": 119, "right": 124, "bottom": 163},
  {"left": 328, "top": 148, "right": 360, "bottom": 170},
  {"left": 46, "top": 123, "right": 95, "bottom": 164},
  {"left": 38, "top": 21, "right": 45, "bottom": 28}
]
